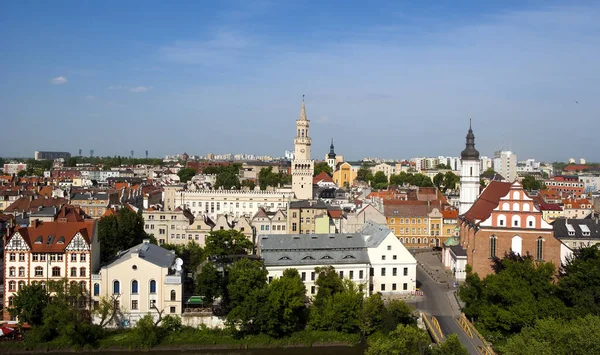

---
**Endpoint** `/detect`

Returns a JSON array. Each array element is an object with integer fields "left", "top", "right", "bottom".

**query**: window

[
  {"left": 18, "top": 281, "right": 25, "bottom": 290},
  {"left": 132, "top": 280, "right": 139, "bottom": 294},
  {"left": 71, "top": 254, "right": 77, "bottom": 262},
  {"left": 392, "top": 283, "right": 397, "bottom": 291},
  {"left": 113, "top": 280, "right": 120, "bottom": 294},
  {"left": 311, "top": 286, "right": 316, "bottom": 294},
  {"left": 359, "top": 270, "right": 364, "bottom": 279},
  {"left": 35, "top": 267, "right": 43, "bottom": 277},
  {"left": 171, "top": 290, "right": 176, "bottom": 301},
  {"left": 9, "top": 267, "right": 15, "bottom": 277},
  {"left": 370, "top": 268, "right": 374, "bottom": 277},
  {"left": 8, "top": 297, "right": 14, "bottom": 306},
  {"left": 393, "top": 255, "right": 397, "bottom": 260},
  {"left": 9, "top": 253, "right": 15, "bottom": 262},
  {"left": 536, "top": 237, "right": 544, "bottom": 261},
  {"left": 301, "top": 272, "right": 306, "bottom": 281},
  {"left": 349, "top": 270, "right": 354, "bottom": 279},
  {"left": 50, "top": 254, "right": 56, "bottom": 261},
  {"left": 339, "top": 271, "right": 344, "bottom": 279},
  {"left": 490, "top": 236, "right": 497, "bottom": 258},
  {"left": 52, "top": 267, "right": 61, "bottom": 277},
  {"left": 311, "top": 272, "right": 315, "bottom": 281},
  {"left": 382, "top": 255, "right": 386, "bottom": 260},
  {"left": 9, "top": 281, "right": 16, "bottom": 291},
  {"left": 393, "top": 268, "right": 397, "bottom": 276},
  {"left": 403, "top": 283, "right": 408, "bottom": 290},
  {"left": 150, "top": 280, "right": 156, "bottom": 293},
  {"left": 292, "top": 223, "right": 297, "bottom": 232},
  {"left": 381, "top": 284, "right": 386, "bottom": 291},
  {"left": 94, "top": 283, "right": 100, "bottom": 296},
  {"left": 132, "top": 300, "right": 138, "bottom": 310},
  {"left": 381, "top": 268, "right": 386, "bottom": 276},
  {"left": 80, "top": 254, "right": 86, "bottom": 262},
  {"left": 71, "top": 267, "right": 77, "bottom": 277},
  {"left": 80, "top": 281, "right": 86, "bottom": 291},
  {"left": 512, "top": 235, "right": 523, "bottom": 255},
  {"left": 19, "top": 253, "right": 25, "bottom": 262},
  {"left": 170, "top": 306, "right": 176, "bottom": 314},
  {"left": 32, "top": 253, "right": 39, "bottom": 261}
]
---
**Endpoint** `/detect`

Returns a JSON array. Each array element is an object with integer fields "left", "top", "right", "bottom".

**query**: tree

[
  {"left": 361, "top": 292, "right": 385, "bottom": 335},
  {"left": 241, "top": 179, "right": 256, "bottom": 190},
  {"left": 132, "top": 314, "right": 162, "bottom": 348},
  {"left": 258, "top": 167, "right": 279, "bottom": 190},
  {"left": 98, "top": 208, "right": 148, "bottom": 265},
  {"left": 177, "top": 167, "right": 197, "bottom": 183},
  {"left": 312, "top": 266, "right": 344, "bottom": 308},
  {"left": 558, "top": 245, "right": 600, "bottom": 317},
  {"left": 433, "top": 172, "right": 444, "bottom": 190},
  {"left": 253, "top": 268, "right": 307, "bottom": 337},
  {"left": 436, "top": 163, "right": 451, "bottom": 169},
  {"left": 365, "top": 324, "right": 430, "bottom": 355},
  {"left": 521, "top": 175, "right": 544, "bottom": 191},
  {"left": 314, "top": 162, "right": 333, "bottom": 176},
  {"left": 204, "top": 229, "right": 254, "bottom": 258},
  {"left": 196, "top": 262, "right": 223, "bottom": 305},
  {"left": 483, "top": 167, "right": 497, "bottom": 176},
  {"left": 371, "top": 171, "right": 388, "bottom": 190},
  {"left": 383, "top": 299, "right": 417, "bottom": 331},
  {"left": 226, "top": 259, "right": 269, "bottom": 332},
  {"left": 93, "top": 295, "right": 122, "bottom": 328},
  {"left": 214, "top": 170, "right": 240, "bottom": 189},
  {"left": 309, "top": 279, "right": 364, "bottom": 333},
  {"left": 442, "top": 171, "right": 460, "bottom": 192},
  {"left": 430, "top": 334, "right": 469, "bottom": 355},
  {"left": 8, "top": 283, "right": 49, "bottom": 326},
  {"left": 356, "top": 167, "right": 373, "bottom": 182}
]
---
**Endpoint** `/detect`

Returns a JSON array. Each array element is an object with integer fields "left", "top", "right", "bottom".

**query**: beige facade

[
  {"left": 92, "top": 241, "right": 182, "bottom": 326},
  {"left": 252, "top": 208, "right": 287, "bottom": 235},
  {"left": 288, "top": 200, "right": 328, "bottom": 234},
  {"left": 143, "top": 209, "right": 194, "bottom": 245}
]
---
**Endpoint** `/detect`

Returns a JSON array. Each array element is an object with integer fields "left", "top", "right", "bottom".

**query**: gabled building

[
  {"left": 258, "top": 221, "right": 416, "bottom": 297},
  {"left": 251, "top": 208, "right": 287, "bottom": 235},
  {"left": 553, "top": 217, "right": 600, "bottom": 249},
  {"left": 3, "top": 218, "right": 99, "bottom": 321},
  {"left": 333, "top": 162, "right": 357, "bottom": 188},
  {"left": 562, "top": 198, "right": 593, "bottom": 219},
  {"left": 288, "top": 200, "right": 328, "bottom": 234}
]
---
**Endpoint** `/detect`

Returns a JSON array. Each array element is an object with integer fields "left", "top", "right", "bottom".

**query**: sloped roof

[
  {"left": 105, "top": 241, "right": 177, "bottom": 268},
  {"left": 5, "top": 196, "right": 68, "bottom": 213},
  {"left": 461, "top": 180, "right": 512, "bottom": 223},
  {"left": 538, "top": 203, "right": 563, "bottom": 211},
  {"left": 313, "top": 171, "right": 334, "bottom": 184},
  {"left": 442, "top": 209, "right": 459, "bottom": 219},
  {"left": 554, "top": 218, "right": 600, "bottom": 240},
  {"left": 8, "top": 219, "right": 96, "bottom": 253}
]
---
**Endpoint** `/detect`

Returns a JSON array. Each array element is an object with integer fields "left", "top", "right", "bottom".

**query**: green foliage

[
  {"left": 521, "top": 174, "right": 545, "bottom": 191},
  {"left": 314, "top": 162, "right": 333, "bottom": 177},
  {"left": 213, "top": 164, "right": 242, "bottom": 190},
  {"left": 356, "top": 166, "right": 373, "bottom": 182},
  {"left": 371, "top": 171, "right": 389, "bottom": 190},
  {"left": 360, "top": 293, "right": 385, "bottom": 335},
  {"left": 383, "top": 299, "right": 417, "bottom": 331},
  {"left": 365, "top": 324, "right": 430, "bottom": 355},
  {"left": 389, "top": 172, "right": 434, "bottom": 187},
  {"left": 241, "top": 179, "right": 256, "bottom": 190},
  {"left": 436, "top": 163, "right": 452, "bottom": 169},
  {"left": 195, "top": 262, "right": 223, "bottom": 305},
  {"left": 8, "top": 283, "right": 49, "bottom": 326},
  {"left": 204, "top": 229, "right": 254, "bottom": 257},
  {"left": 258, "top": 167, "right": 291, "bottom": 190},
  {"left": 430, "top": 334, "right": 469, "bottom": 355},
  {"left": 482, "top": 167, "right": 497, "bottom": 176},
  {"left": 558, "top": 245, "right": 600, "bottom": 317},
  {"left": 132, "top": 314, "right": 161, "bottom": 348},
  {"left": 433, "top": 172, "right": 444, "bottom": 190},
  {"left": 177, "top": 167, "right": 197, "bottom": 183},
  {"left": 501, "top": 315, "right": 600, "bottom": 355},
  {"left": 309, "top": 279, "right": 363, "bottom": 333},
  {"left": 98, "top": 207, "right": 148, "bottom": 265},
  {"left": 312, "top": 266, "right": 345, "bottom": 308},
  {"left": 459, "top": 254, "right": 567, "bottom": 341},
  {"left": 442, "top": 171, "right": 460, "bottom": 192},
  {"left": 226, "top": 259, "right": 268, "bottom": 332},
  {"left": 160, "top": 315, "right": 183, "bottom": 334}
]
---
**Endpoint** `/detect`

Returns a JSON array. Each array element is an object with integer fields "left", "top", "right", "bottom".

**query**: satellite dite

[{"left": 171, "top": 258, "right": 183, "bottom": 276}]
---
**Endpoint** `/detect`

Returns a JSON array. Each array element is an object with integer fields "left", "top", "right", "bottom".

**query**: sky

[{"left": 1, "top": 0, "right": 599, "bottom": 162}]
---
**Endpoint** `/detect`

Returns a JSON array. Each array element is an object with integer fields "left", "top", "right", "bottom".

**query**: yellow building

[
  {"left": 333, "top": 162, "right": 357, "bottom": 188},
  {"left": 288, "top": 200, "right": 328, "bottom": 234}
]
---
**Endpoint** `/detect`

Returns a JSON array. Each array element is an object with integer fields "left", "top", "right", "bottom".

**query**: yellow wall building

[{"left": 333, "top": 162, "right": 357, "bottom": 188}]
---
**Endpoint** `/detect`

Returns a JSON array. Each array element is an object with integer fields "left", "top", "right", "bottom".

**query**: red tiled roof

[
  {"left": 313, "top": 171, "right": 334, "bottom": 184},
  {"left": 9, "top": 219, "right": 95, "bottom": 253},
  {"left": 562, "top": 198, "right": 592, "bottom": 209},
  {"left": 462, "top": 181, "right": 512, "bottom": 223},
  {"left": 328, "top": 210, "right": 344, "bottom": 219},
  {"left": 442, "top": 209, "right": 458, "bottom": 219},
  {"left": 538, "top": 203, "right": 562, "bottom": 211},
  {"left": 5, "top": 196, "right": 67, "bottom": 213},
  {"left": 563, "top": 165, "right": 592, "bottom": 171},
  {"left": 101, "top": 208, "right": 117, "bottom": 218}
]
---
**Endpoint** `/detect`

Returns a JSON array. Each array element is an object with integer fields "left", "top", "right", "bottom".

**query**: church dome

[{"left": 461, "top": 123, "right": 479, "bottom": 161}]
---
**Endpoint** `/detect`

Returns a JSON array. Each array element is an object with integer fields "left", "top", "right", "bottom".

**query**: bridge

[{"left": 422, "top": 312, "right": 494, "bottom": 354}]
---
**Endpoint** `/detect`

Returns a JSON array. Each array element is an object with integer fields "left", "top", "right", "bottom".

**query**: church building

[{"left": 291, "top": 98, "right": 315, "bottom": 200}]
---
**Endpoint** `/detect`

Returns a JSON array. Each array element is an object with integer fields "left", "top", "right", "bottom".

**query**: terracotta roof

[
  {"left": 562, "top": 198, "right": 592, "bottom": 209},
  {"left": 564, "top": 165, "right": 594, "bottom": 172},
  {"left": 540, "top": 189, "right": 562, "bottom": 201},
  {"left": 384, "top": 204, "right": 437, "bottom": 218},
  {"left": 328, "top": 209, "right": 344, "bottom": 219},
  {"left": 461, "top": 180, "right": 512, "bottom": 223},
  {"left": 101, "top": 208, "right": 118, "bottom": 218},
  {"left": 55, "top": 204, "right": 88, "bottom": 222},
  {"left": 8, "top": 219, "right": 95, "bottom": 253},
  {"left": 442, "top": 209, "right": 458, "bottom": 219},
  {"left": 313, "top": 171, "right": 334, "bottom": 184},
  {"left": 5, "top": 196, "right": 68, "bottom": 213},
  {"left": 538, "top": 203, "right": 562, "bottom": 211}
]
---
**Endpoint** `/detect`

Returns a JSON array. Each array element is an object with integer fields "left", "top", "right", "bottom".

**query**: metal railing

[{"left": 422, "top": 313, "right": 445, "bottom": 344}]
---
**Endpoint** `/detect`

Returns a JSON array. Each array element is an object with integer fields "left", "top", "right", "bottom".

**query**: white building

[
  {"left": 480, "top": 156, "right": 493, "bottom": 172},
  {"left": 291, "top": 98, "right": 315, "bottom": 200},
  {"left": 494, "top": 150, "right": 518, "bottom": 182},
  {"left": 459, "top": 122, "right": 481, "bottom": 215},
  {"left": 258, "top": 221, "right": 417, "bottom": 298},
  {"left": 3, "top": 163, "right": 27, "bottom": 175},
  {"left": 92, "top": 240, "right": 183, "bottom": 327}
]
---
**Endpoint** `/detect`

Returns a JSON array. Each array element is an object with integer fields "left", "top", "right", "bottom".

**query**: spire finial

[{"left": 469, "top": 117, "right": 472, "bottom": 129}]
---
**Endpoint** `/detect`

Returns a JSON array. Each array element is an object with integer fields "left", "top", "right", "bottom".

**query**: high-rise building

[
  {"left": 291, "top": 98, "right": 314, "bottom": 199},
  {"left": 493, "top": 150, "right": 517, "bottom": 182},
  {"left": 459, "top": 121, "right": 480, "bottom": 215}
]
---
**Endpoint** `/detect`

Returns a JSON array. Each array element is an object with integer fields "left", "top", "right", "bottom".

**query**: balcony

[
  {"left": 165, "top": 275, "right": 181, "bottom": 284},
  {"left": 92, "top": 274, "right": 101, "bottom": 280}
]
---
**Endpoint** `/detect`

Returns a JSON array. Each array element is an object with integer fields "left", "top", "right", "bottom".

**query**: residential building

[
  {"left": 544, "top": 176, "right": 585, "bottom": 198},
  {"left": 34, "top": 151, "right": 71, "bottom": 161},
  {"left": 71, "top": 192, "right": 118, "bottom": 218},
  {"left": 142, "top": 208, "right": 195, "bottom": 245},
  {"left": 288, "top": 200, "right": 328, "bottom": 234},
  {"left": 580, "top": 175, "right": 600, "bottom": 194},
  {"left": 313, "top": 171, "right": 336, "bottom": 188},
  {"left": 371, "top": 163, "right": 395, "bottom": 181},
  {"left": 553, "top": 218, "right": 600, "bottom": 249},
  {"left": 446, "top": 180, "right": 570, "bottom": 279},
  {"left": 344, "top": 204, "right": 388, "bottom": 233},
  {"left": 385, "top": 204, "right": 450, "bottom": 248},
  {"left": 3, "top": 218, "right": 99, "bottom": 321},
  {"left": 291, "top": 98, "right": 314, "bottom": 199},
  {"left": 493, "top": 150, "right": 518, "bottom": 182},
  {"left": 333, "top": 162, "right": 357, "bottom": 188},
  {"left": 92, "top": 240, "right": 182, "bottom": 326},
  {"left": 459, "top": 122, "right": 481, "bottom": 214},
  {"left": 3, "top": 163, "right": 27, "bottom": 175},
  {"left": 252, "top": 208, "right": 287, "bottom": 235},
  {"left": 258, "top": 221, "right": 417, "bottom": 297},
  {"left": 538, "top": 203, "right": 564, "bottom": 223},
  {"left": 562, "top": 198, "right": 593, "bottom": 219}
]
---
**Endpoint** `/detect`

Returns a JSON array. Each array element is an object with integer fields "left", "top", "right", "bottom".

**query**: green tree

[
  {"left": 314, "top": 161, "right": 333, "bottom": 176},
  {"left": 98, "top": 208, "right": 148, "bottom": 265},
  {"left": 383, "top": 299, "right": 417, "bottom": 332},
  {"left": 365, "top": 324, "right": 430, "bottom": 355},
  {"left": 436, "top": 163, "right": 451, "bottom": 169},
  {"left": 258, "top": 167, "right": 279, "bottom": 190},
  {"left": 8, "top": 283, "right": 49, "bottom": 326},
  {"left": 430, "top": 334, "right": 469, "bottom": 355},
  {"left": 442, "top": 171, "right": 460, "bottom": 192},
  {"left": 214, "top": 170, "right": 240, "bottom": 189},
  {"left": 356, "top": 167, "right": 373, "bottom": 182},
  {"left": 241, "top": 179, "right": 256, "bottom": 190},
  {"left": 521, "top": 175, "right": 544, "bottom": 191},
  {"left": 360, "top": 292, "right": 385, "bottom": 335},
  {"left": 177, "top": 167, "right": 197, "bottom": 183},
  {"left": 132, "top": 314, "right": 162, "bottom": 348},
  {"left": 312, "top": 266, "right": 345, "bottom": 308},
  {"left": 433, "top": 172, "right": 444, "bottom": 189},
  {"left": 204, "top": 229, "right": 254, "bottom": 257},
  {"left": 254, "top": 268, "right": 307, "bottom": 337},
  {"left": 309, "top": 279, "right": 364, "bottom": 333},
  {"left": 371, "top": 171, "right": 389, "bottom": 190},
  {"left": 196, "top": 262, "right": 223, "bottom": 305},
  {"left": 227, "top": 259, "right": 268, "bottom": 309},
  {"left": 558, "top": 245, "right": 600, "bottom": 317}
]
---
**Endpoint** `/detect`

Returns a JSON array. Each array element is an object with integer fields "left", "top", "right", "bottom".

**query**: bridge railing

[{"left": 422, "top": 313, "right": 444, "bottom": 344}]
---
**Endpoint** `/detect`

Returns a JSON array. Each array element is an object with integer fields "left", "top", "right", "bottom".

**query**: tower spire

[
  {"left": 461, "top": 119, "right": 479, "bottom": 161},
  {"left": 299, "top": 95, "right": 307, "bottom": 121}
]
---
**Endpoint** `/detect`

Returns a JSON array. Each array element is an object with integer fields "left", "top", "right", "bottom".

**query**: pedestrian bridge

[{"left": 422, "top": 312, "right": 495, "bottom": 354}]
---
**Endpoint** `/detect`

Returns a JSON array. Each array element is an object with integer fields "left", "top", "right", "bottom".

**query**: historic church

[{"left": 291, "top": 98, "right": 315, "bottom": 200}]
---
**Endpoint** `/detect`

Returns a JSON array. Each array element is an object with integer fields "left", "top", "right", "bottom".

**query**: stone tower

[
  {"left": 326, "top": 138, "right": 337, "bottom": 173},
  {"left": 291, "top": 97, "right": 314, "bottom": 200},
  {"left": 459, "top": 120, "right": 481, "bottom": 215}
]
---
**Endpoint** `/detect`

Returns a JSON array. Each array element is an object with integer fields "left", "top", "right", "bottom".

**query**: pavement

[{"left": 413, "top": 251, "right": 484, "bottom": 355}]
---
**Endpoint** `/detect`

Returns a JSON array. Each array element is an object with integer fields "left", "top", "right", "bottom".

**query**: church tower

[
  {"left": 459, "top": 120, "right": 481, "bottom": 215},
  {"left": 291, "top": 97, "right": 314, "bottom": 199},
  {"left": 326, "top": 138, "right": 337, "bottom": 173}
]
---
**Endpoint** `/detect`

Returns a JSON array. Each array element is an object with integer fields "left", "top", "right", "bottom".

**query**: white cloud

[
  {"left": 50, "top": 76, "right": 68, "bottom": 85},
  {"left": 109, "top": 85, "right": 153, "bottom": 93}
]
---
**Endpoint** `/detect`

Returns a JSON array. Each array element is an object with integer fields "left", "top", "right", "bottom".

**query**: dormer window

[
  {"left": 278, "top": 256, "right": 291, "bottom": 261},
  {"left": 34, "top": 236, "right": 43, "bottom": 244},
  {"left": 57, "top": 236, "right": 65, "bottom": 244},
  {"left": 321, "top": 255, "right": 332, "bottom": 260}
]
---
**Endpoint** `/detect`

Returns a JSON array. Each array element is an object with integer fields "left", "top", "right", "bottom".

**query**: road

[{"left": 416, "top": 265, "right": 483, "bottom": 355}]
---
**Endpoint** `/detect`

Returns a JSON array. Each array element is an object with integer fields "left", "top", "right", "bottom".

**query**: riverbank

[{"left": 0, "top": 329, "right": 362, "bottom": 354}]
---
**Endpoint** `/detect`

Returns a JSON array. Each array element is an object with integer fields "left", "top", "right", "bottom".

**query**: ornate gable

[
  {"left": 6, "top": 233, "right": 30, "bottom": 251},
  {"left": 66, "top": 232, "right": 90, "bottom": 251}
]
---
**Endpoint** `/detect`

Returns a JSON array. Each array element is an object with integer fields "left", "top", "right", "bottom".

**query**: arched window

[
  {"left": 513, "top": 191, "right": 520, "bottom": 199},
  {"left": 512, "top": 215, "right": 521, "bottom": 228},
  {"left": 170, "top": 290, "right": 176, "bottom": 301},
  {"left": 536, "top": 237, "right": 544, "bottom": 261},
  {"left": 150, "top": 280, "right": 157, "bottom": 293},
  {"left": 411, "top": 238, "right": 416, "bottom": 243},
  {"left": 512, "top": 203, "right": 520, "bottom": 211},
  {"left": 417, "top": 238, "right": 421, "bottom": 244},
  {"left": 8, "top": 267, "right": 15, "bottom": 277},
  {"left": 490, "top": 235, "right": 497, "bottom": 258},
  {"left": 526, "top": 216, "right": 536, "bottom": 228},
  {"left": 131, "top": 280, "right": 139, "bottom": 294},
  {"left": 18, "top": 267, "right": 25, "bottom": 277},
  {"left": 301, "top": 129, "right": 305, "bottom": 137},
  {"left": 497, "top": 214, "right": 506, "bottom": 227},
  {"left": 71, "top": 267, "right": 77, "bottom": 277},
  {"left": 399, "top": 237, "right": 404, "bottom": 243},
  {"left": 523, "top": 203, "right": 531, "bottom": 212},
  {"left": 424, "top": 237, "right": 428, "bottom": 244},
  {"left": 113, "top": 280, "right": 120, "bottom": 294},
  {"left": 512, "top": 236, "right": 522, "bottom": 255},
  {"left": 502, "top": 202, "right": 509, "bottom": 211},
  {"left": 80, "top": 267, "right": 86, "bottom": 277},
  {"left": 8, "top": 281, "right": 16, "bottom": 291},
  {"left": 93, "top": 283, "right": 100, "bottom": 296},
  {"left": 18, "top": 281, "right": 25, "bottom": 290},
  {"left": 79, "top": 281, "right": 86, "bottom": 290}
]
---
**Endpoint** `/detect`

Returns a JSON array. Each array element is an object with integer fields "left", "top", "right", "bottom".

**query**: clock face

[{"left": 300, "top": 149, "right": 305, "bottom": 153}]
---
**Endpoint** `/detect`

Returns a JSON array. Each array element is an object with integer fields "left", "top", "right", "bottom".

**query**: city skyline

[{"left": 2, "top": 1, "right": 600, "bottom": 161}]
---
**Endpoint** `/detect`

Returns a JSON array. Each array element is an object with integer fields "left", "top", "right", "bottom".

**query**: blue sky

[{"left": 1, "top": 1, "right": 599, "bottom": 162}]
